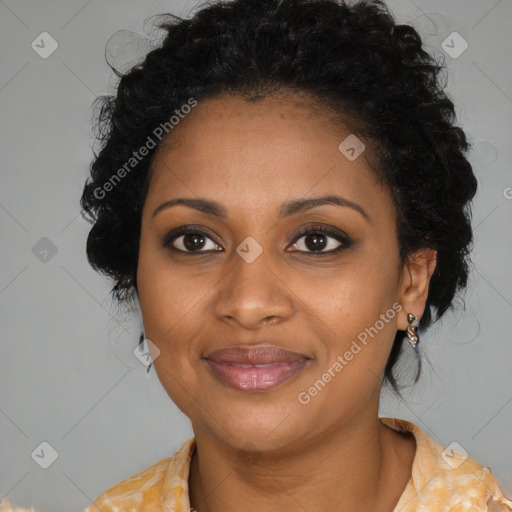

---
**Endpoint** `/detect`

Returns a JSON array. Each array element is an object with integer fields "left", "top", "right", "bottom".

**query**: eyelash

[{"left": 162, "top": 224, "right": 353, "bottom": 256}]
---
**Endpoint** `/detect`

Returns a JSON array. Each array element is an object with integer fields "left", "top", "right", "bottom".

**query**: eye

[
  {"left": 162, "top": 224, "right": 353, "bottom": 255},
  {"left": 162, "top": 227, "right": 223, "bottom": 253},
  {"left": 288, "top": 224, "right": 353, "bottom": 254}
]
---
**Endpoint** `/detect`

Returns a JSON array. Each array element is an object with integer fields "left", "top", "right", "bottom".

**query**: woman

[{"left": 80, "top": 0, "right": 512, "bottom": 510}]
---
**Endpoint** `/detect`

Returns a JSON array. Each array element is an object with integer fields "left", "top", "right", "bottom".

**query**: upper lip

[{"left": 205, "top": 344, "right": 309, "bottom": 364}]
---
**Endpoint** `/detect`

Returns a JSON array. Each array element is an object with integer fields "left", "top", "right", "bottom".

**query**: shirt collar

[{"left": 160, "top": 417, "right": 460, "bottom": 511}]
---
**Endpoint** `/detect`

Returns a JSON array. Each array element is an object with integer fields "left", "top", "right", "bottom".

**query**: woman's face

[{"left": 137, "top": 94, "right": 417, "bottom": 451}]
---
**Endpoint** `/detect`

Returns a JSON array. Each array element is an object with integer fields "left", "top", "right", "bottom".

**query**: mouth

[{"left": 203, "top": 345, "right": 310, "bottom": 392}]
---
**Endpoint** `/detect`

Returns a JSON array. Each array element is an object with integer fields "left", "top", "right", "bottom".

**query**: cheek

[
  {"left": 138, "top": 259, "right": 204, "bottom": 413},
  {"left": 137, "top": 234, "right": 203, "bottom": 334},
  {"left": 297, "top": 248, "right": 400, "bottom": 378},
  {"left": 137, "top": 242, "right": 188, "bottom": 371},
  {"left": 305, "top": 253, "right": 399, "bottom": 329},
  {"left": 295, "top": 277, "right": 399, "bottom": 422},
  {"left": 136, "top": 238, "right": 214, "bottom": 399}
]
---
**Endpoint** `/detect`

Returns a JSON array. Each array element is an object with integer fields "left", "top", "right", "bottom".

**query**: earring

[{"left": 406, "top": 313, "right": 419, "bottom": 348}]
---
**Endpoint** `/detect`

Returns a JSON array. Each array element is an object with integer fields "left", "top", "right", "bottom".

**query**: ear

[{"left": 397, "top": 248, "right": 437, "bottom": 331}]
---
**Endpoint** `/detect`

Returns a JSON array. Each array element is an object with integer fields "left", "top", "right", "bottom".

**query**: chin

[{"left": 200, "top": 400, "right": 310, "bottom": 451}]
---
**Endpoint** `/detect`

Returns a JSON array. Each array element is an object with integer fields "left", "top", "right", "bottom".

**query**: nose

[{"left": 213, "top": 246, "right": 295, "bottom": 330}]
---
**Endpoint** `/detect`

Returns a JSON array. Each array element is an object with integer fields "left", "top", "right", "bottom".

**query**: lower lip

[{"left": 205, "top": 359, "right": 309, "bottom": 391}]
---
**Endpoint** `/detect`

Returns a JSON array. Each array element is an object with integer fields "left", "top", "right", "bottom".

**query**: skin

[{"left": 136, "top": 93, "right": 437, "bottom": 512}]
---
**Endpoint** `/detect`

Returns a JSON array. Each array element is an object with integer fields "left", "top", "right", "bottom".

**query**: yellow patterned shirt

[{"left": 84, "top": 417, "right": 512, "bottom": 511}]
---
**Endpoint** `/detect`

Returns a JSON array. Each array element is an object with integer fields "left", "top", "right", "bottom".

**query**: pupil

[
  {"left": 184, "top": 233, "right": 205, "bottom": 251},
  {"left": 306, "top": 233, "right": 326, "bottom": 251}
]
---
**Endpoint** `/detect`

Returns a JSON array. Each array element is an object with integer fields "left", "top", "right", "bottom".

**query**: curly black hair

[{"left": 80, "top": 0, "right": 478, "bottom": 395}]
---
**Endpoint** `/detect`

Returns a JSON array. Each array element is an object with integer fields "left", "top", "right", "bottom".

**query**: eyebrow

[{"left": 152, "top": 195, "right": 369, "bottom": 221}]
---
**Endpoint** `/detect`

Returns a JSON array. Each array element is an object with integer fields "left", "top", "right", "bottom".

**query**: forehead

[
  {"left": 154, "top": 93, "right": 349, "bottom": 154},
  {"left": 145, "top": 94, "right": 390, "bottom": 221}
]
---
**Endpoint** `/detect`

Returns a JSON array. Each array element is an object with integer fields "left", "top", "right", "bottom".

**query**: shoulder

[
  {"left": 84, "top": 457, "right": 172, "bottom": 511},
  {"left": 487, "top": 497, "right": 512, "bottom": 512},
  {"left": 416, "top": 449, "right": 512, "bottom": 509},
  {"left": 419, "top": 437, "right": 512, "bottom": 509},
  {"left": 380, "top": 418, "right": 512, "bottom": 511},
  {"left": 84, "top": 436, "right": 196, "bottom": 512},
  {"left": 0, "top": 500, "right": 38, "bottom": 512}
]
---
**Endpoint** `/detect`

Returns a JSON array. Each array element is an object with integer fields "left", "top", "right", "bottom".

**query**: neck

[{"left": 188, "top": 407, "right": 415, "bottom": 512}]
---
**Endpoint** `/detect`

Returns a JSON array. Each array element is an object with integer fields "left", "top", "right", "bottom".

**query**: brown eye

[
  {"left": 288, "top": 225, "right": 353, "bottom": 254},
  {"left": 163, "top": 228, "right": 223, "bottom": 253}
]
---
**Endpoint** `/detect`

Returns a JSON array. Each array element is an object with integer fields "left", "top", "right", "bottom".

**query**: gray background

[{"left": 0, "top": 0, "right": 511, "bottom": 511}]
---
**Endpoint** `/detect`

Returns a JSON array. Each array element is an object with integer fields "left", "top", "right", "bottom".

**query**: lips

[{"left": 204, "top": 345, "right": 310, "bottom": 392}]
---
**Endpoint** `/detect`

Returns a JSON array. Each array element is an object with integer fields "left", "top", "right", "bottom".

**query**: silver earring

[{"left": 406, "top": 313, "right": 419, "bottom": 348}]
